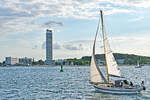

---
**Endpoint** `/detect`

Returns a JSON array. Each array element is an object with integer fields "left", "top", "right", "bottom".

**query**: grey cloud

[
  {"left": 0, "top": 7, "right": 33, "bottom": 17},
  {"left": 19, "top": 0, "right": 34, "bottom": 3},
  {"left": 0, "top": 0, "right": 145, "bottom": 35},
  {"left": 0, "top": 6, "right": 34, "bottom": 30},
  {"left": 67, "top": 39, "right": 102, "bottom": 47},
  {"left": 54, "top": 43, "right": 61, "bottom": 49},
  {"left": 63, "top": 44, "right": 83, "bottom": 51},
  {"left": 15, "top": 3, "right": 41, "bottom": 10},
  {"left": 41, "top": 41, "right": 83, "bottom": 51},
  {"left": 31, "top": 20, "right": 64, "bottom": 29},
  {"left": 0, "top": 0, "right": 144, "bottom": 21},
  {"left": 63, "top": 44, "right": 79, "bottom": 50},
  {"left": 42, "top": 20, "right": 64, "bottom": 28},
  {"left": 41, "top": 41, "right": 61, "bottom": 50},
  {"left": 69, "top": 40, "right": 93, "bottom": 44}
]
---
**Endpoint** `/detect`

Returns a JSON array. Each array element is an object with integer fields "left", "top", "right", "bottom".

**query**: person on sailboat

[
  {"left": 130, "top": 81, "right": 133, "bottom": 86},
  {"left": 141, "top": 81, "right": 146, "bottom": 90},
  {"left": 135, "top": 76, "right": 138, "bottom": 85},
  {"left": 120, "top": 81, "right": 123, "bottom": 87},
  {"left": 123, "top": 80, "right": 130, "bottom": 88},
  {"left": 141, "top": 81, "right": 144, "bottom": 85}
]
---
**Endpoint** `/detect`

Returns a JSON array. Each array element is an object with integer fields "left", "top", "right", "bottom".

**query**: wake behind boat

[{"left": 90, "top": 10, "right": 146, "bottom": 95}]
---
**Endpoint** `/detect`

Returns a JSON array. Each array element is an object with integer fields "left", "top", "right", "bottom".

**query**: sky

[{"left": 0, "top": 0, "right": 150, "bottom": 62}]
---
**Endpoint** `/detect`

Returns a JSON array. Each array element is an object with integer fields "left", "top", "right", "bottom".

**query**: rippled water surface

[{"left": 0, "top": 66, "right": 150, "bottom": 100}]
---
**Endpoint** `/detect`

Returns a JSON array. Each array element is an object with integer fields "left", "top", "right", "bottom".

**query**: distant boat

[
  {"left": 135, "top": 60, "right": 142, "bottom": 68},
  {"left": 90, "top": 10, "right": 145, "bottom": 95},
  {"left": 135, "top": 57, "right": 143, "bottom": 68}
]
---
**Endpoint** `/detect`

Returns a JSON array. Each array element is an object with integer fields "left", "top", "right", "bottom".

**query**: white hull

[{"left": 94, "top": 85, "right": 143, "bottom": 95}]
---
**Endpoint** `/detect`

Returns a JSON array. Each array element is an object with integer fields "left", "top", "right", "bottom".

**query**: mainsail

[
  {"left": 90, "top": 14, "right": 106, "bottom": 84},
  {"left": 100, "top": 10, "right": 122, "bottom": 78}
]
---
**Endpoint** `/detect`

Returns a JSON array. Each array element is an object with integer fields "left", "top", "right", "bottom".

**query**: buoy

[{"left": 60, "top": 65, "right": 64, "bottom": 72}]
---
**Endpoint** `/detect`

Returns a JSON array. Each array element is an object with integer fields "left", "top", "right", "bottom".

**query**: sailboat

[
  {"left": 135, "top": 60, "right": 142, "bottom": 68},
  {"left": 135, "top": 57, "right": 142, "bottom": 68},
  {"left": 90, "top": 10, "right": 146, "bottom": 94}
]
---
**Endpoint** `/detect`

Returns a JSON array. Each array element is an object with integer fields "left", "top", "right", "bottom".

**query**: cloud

[
  {"left": 54, "top": 43, "right": 61, "bottom": 49},
  {"left": 52, "top": 34, "right": 150, "bottom": 59},
  {"left": 106, "top": 35, "right": 150, "bottom": 57},
  {"left": 63, "top": 44, "right": 79, "bottom": 50},
  {"left": 1, "top": 0, "right": 148, "bottom": 35},
  {"left": 63, "top": 44, "right": 83, "bottom": 51},
  {"left": 41, "top": 40, "right": 84, "bottom": 51},
  {"left": 108, "top": 0, "right": 150, "bottom": 8},
  {"left": 0, "top": 0, "right": 148, "bottom": 21},
  {"left": 41, "top": 42, "right": 61, "bottom": 50},
  {"left": 129, "top": 16, "right": 144, "bottom": 22},
  {"left": 56, "top": 35, "right": 150, "bottom": 57},
  {"left": 0, "top": 7, "right": 33, "bottom": 17},
  {"left": 29, "top": 20, "right": 64, "bottom": 32},
  {"left": 42, "top": 20, "right": 64, "bottom": 29},
  {"left": 105, "top": 8, "right": 135, "bottom": 15},
  {"left": 1, "top": 33, "right": 150, "bottom": 61}
]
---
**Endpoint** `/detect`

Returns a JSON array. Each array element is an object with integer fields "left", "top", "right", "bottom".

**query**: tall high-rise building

[{"left": 46, "top": 29, "right": 53, "bottom": 65}]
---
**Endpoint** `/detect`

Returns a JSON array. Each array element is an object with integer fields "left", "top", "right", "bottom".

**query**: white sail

[
  {"left": 101, "top": 11, "right": 122, "bottom": 77},
  {"left": 90, "top": 54, "right": 106, "bottom": 83},
  {"left": 103, "top": 32, "right": 122, "bottom": 77},
  {"left": 90, "top": 16, "right": 106, "bottom": 83},
  {"left": 137, "top": 61, "right": 140, "bottom": 66}
]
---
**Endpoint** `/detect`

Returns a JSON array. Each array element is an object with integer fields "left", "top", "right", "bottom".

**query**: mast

[{"left": 100, "top": 10, "right": 109, "bottom": 83}]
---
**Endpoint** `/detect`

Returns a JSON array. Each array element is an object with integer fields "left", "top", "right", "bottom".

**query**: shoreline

[{"left": 0, "top": 65, "right": 150, "bottom": 68}]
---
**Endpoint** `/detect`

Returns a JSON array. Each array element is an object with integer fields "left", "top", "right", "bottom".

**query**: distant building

[
  {"left": 55, "top": 59, "right": 64, "bottom": 65},
  {"left": 19, "top": 57, "right": 33, "bottom": 65},
  {"left": 5, "top": 57, "right": 19, "bottom": 65},
  {"left": 46, "top": 29, "right": 53, "bottom": 65},
  {"left": 55, "top": 59, "right": 74, "bottom": 65},
  {"left": 55, "top": 59, "right": 64, "bottom": 64}
]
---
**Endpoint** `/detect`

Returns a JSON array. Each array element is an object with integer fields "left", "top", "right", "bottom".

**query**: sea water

[{"left": 0, "top": 66, "right": 150, "bottom": 100}]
